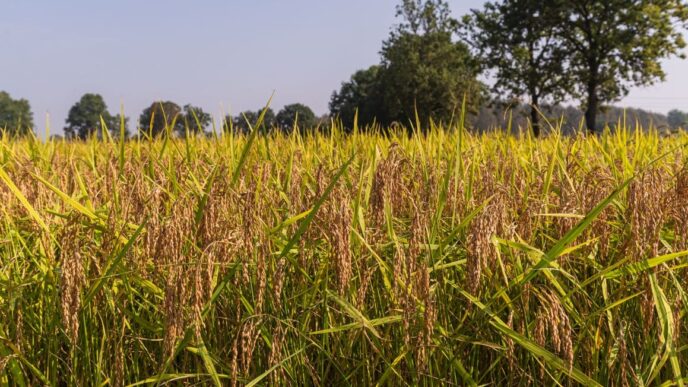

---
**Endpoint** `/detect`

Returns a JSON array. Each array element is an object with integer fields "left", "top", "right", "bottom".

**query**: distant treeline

[
  {"left": 3, "top": 89, "right": 686, "bottom": 140},
  {"left": 471, "top": 103, "right": 688, "bottom": 134},
  {"left": 2, "top": 0, "right": 688, "bottom": 138},
  {"left": 0, "top": 91, "right": 327, "bottom": 140}
]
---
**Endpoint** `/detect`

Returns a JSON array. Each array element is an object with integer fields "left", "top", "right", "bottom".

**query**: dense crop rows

[{"left": 1, "top": 125, "right": 688, "bottom": 385}]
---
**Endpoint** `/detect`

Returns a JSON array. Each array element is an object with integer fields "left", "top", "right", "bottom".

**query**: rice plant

[{"left": 1, "top": 118, "right": 688, "bottom": 386}]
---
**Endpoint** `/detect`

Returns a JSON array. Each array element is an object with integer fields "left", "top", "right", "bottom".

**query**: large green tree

[
  {"left": 0, "top": 91, "right": 34, "bottom": 136},
  {"left": 64, "top": 93, "right": 125, "bottom": 139},
  {"left": 378, "top": 0, "right": 483, "bottom": 129},
  {"left": 329, "top": 66, "right": 384, "bottom": 130},
  {"left": 329, "top": 0, "right": 483, "bottom": 131},
  {"left": 561, "top": 0, "right": 688, "bottom": 133},
  {"left": 139, "top": 101, "right": 183, "bottom": 137},
  {"left": 276, "top": 103, "right": 317, "bottom": 132},
  {"left": 465, "top": 0, "right": 570, "bottom": 137}
]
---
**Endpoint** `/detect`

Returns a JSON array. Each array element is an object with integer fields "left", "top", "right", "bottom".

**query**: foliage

[
  {"left": 466, "top": 0, "right": 688, "bottom": 134},
  {"left": 225, "top": 108, "right": 276, "bottom": 134},
  {"left": 180, "top": 104, "right": 212, "bottom": 137},
  {"left": 330, "top": 0, "right": 483, "bottom": 131},
  {"left": 0, "top": 91, "right": 34, "bottom": 136},
  {"left": 64, "top": 93, "right": 127, "bottom": 140},
  {"left": 559, "top": 0, "right": 688, "bottom": 133},
  {"left": 464, "top": 0, "right": 570, "bottom": 137},
  {"left": 394, "top": 0, "right": 459, "bottom": 36},
  {"left": 329, "top": 66, "right": 384, "bottom": 130},
  {"left": 379, "top": 27, "right": 482, "bottom": 129},
  {"left": 139, "top": 101, "right": 183, "bottom": 137},
  {"left": 276, "top": 103, "right": 317, "bottom": 132}
]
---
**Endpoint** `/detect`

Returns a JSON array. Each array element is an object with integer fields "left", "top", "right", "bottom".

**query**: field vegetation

[
  {"left": 1, "top": 113, "right": 688, "bottom": 385},
  {"left": 2, "top": 1, "right": 688, "bottom": 384}
]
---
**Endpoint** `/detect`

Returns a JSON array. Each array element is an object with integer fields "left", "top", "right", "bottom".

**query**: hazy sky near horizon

[{"left": 2, "top": 0, "right": 687, "bottom": 135}]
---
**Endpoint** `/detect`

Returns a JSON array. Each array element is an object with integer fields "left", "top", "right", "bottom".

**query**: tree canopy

[
  {"left": 139, "top": 102, "right": 213, "bottom": 137},
  {"left": 560, "top": 0, "right": 688, "bottom": 133},
  {"left": 225, "top": 108, "right": 276, "bottom": 134},
  {"left": 465, "top": 0, "right": 688, "bottom": 134},
  {"left": 276, "top": 103, "right": 317, "bottom": 132},
  {"left": 465, "top": 0, "right": 570, "bottom": 137},
  {"left": 139, "top": 101, "right": 183, "bottom": 137},
  {"left": 0, "top": 91, "right": 34, "bottom": 136},
  {"left": 180, "top": 104, "right": 212, "bottom": 137},
  {"left": 330, "top": 0, "right": 483, "bottom": 131},
  {"left": 329, "top": 66, "right": 383, "bottom": 130},
  {"left": 64, "top": 93, "right": 126, "bottom": 139}
]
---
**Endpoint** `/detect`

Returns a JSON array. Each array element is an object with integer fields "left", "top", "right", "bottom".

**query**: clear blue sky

[{"left": 2, "top": 0, "right": 687, "bottom": 135}]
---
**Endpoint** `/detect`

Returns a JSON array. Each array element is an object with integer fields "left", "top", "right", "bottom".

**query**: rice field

[{"left": 1, "top": 120, "right": 688, "bottom": 386}]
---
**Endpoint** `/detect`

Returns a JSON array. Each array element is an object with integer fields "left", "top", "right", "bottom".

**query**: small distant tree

[
  {"left": 329, "top": 65, "right": 384, "bottom": 130},
  {"left": 560, "top": 0, "right": 688, "bottom": 133},
  {"left": 113, "top": 114, "right": 131, "bottom": 139},
  {"left": 465, "top": 0, "right": 570, "bottom": 137},
  {"left": 180, "top": 104, "right": 212, "bottom": 136},
  {"left": 0, "top": 91, "right": 34, "bottom": 136},
  {"left": 139, "top": 101, "right": 182, "bottom": 137},
  {"left": 225, "top": 108, "right": 276, "bottom": 134},
  {"left": 276, "top": 103, "right": 317, "bottom": 132},
  {"left": 668, "top": 109, "right": 688, "bottom": 129},
  {"left": 64, "top": 93, "right": 124, "bottom": 139}
]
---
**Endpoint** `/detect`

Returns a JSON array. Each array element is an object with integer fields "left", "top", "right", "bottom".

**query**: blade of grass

[
  {"left": 231, "top": 95, "right": 274, "bottom": 187},
  {"left": 276, "top": 153, "right": 355, "bottom": 261},
  {"left": 245, "top": 347, "right": 305, "bottom": 387},
  {"left": 462, "top": 291, "right": 601, "bottom": 386},
  {"left": 0, "top": 166, "right": 49, "bottom": 234},
  {"left": 83, "top": 220, "right": 147, "bottom": 305},
  {"left": 648, "top": 273, "right": 683, "bottom": 387}
]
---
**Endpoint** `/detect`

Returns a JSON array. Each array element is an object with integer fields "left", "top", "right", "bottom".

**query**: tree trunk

[
  {"left": 530, "top": 94, "right": 540, "bottom": 138},
  {"left": 585, "top": 67, "right": 599, "bottom": 134},
  {"left": 585, "top": 90, "right": 598, "bottom": 135}
]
